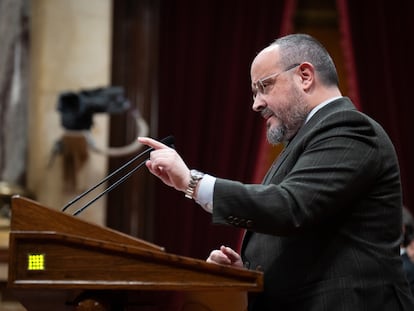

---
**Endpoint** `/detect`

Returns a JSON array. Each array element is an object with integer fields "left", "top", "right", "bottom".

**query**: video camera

[{"left": 57, "top": 86, "right": 130, "bottom": 130}]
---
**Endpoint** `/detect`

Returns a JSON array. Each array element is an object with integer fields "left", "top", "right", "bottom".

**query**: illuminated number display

[{"left": 27, "top": 253, "right": 45, "bottom": 271}]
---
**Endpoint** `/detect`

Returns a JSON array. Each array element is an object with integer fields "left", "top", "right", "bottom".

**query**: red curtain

[
  {"left": 154, "top": 0, "right": 296, "bottom": 259},
  {"left": 337, "top": 1, "right": 414, "bottom": 211}
]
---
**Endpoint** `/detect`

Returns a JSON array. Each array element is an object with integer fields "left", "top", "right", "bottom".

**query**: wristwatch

[{"left": 185, "top": 169, "right": 205, "bottom": 199}]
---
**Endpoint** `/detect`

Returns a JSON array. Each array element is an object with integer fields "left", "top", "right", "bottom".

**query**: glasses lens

[
  {"left": 258, "top": 81, "right": 265, "bottom": 94},
  {"left": 252, "top": 80, "right": 266, "bottom": 100}
]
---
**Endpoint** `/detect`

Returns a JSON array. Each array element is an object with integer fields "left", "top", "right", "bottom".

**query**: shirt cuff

[{"left": 194, "top": 173, "right": 215, "bottom": 213}]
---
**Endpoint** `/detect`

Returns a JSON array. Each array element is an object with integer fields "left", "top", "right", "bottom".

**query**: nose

[{"left": 252, "top": 95, "right": 266, "bottom": 112}]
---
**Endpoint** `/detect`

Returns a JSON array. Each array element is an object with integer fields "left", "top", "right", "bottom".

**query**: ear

[{"left": 297, "top": 62, "right": 314, "bottom": 90}]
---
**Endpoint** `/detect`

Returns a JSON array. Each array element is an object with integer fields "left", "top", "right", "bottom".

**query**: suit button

[
  {"left": 227, "top": 216, "right": 234, "bottom": 224},
  {"left": 246, "top": 220, "right": 253, "bottom": 228}
]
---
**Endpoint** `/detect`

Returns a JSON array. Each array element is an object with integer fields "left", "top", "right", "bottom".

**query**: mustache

[{"left": 261, "top": 107, "right": 274, "bottom": 119}]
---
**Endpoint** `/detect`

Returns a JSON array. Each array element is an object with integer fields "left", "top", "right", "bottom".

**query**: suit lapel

[
  {"left": 241, "top": 98, "right": 356, "bottom": 256},
  {"left": 262, "top": 144, "right": 290, "bottom": 184},
  {"left": 261, "top": 98, "right": 355, "bottom": 184}
]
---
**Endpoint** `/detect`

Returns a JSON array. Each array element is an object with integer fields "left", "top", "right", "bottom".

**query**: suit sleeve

[{"left": 212, "top": 109, "right": 399, "bottom": 236}]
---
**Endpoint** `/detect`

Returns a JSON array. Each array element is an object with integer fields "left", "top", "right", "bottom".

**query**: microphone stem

[
  {"left": 61, "top": 147, "right": 152, "bottom": 212},
  {"left": 72, "top": 161, "right": 147, "bottom": 216},
  {"left": 61, "top": 135, "right": 174, "bottom": 214}
]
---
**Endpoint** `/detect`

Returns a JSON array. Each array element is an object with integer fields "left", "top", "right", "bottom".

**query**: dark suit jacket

[{"left": 212, "top": 98, "right": 414, "bottom": 310}]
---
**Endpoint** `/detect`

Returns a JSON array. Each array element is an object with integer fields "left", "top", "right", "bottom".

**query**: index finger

[{"left": 138, "top": 136, "right": 170, "bottom": 150}]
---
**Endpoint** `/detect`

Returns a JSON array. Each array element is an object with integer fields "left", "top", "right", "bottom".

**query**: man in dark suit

[{"left": 139, "top": 34, "right": 414, "bottom": 310}]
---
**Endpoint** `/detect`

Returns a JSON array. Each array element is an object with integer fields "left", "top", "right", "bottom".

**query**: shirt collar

[{"left": 305, "top": 96, "right": 342, "bottom": 123}]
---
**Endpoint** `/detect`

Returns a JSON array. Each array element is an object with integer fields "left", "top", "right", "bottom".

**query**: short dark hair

[{"left": 272, "top": 33, "right": 339, "bottom": 87}]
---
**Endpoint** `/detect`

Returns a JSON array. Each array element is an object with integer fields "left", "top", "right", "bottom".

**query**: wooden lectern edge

[
  {"left": 9, "top": 196, "right": 260, "bottom": 276},
  {"left": 8, "top": 196, "right": 264, "bottom": 290},
  {"left": 10, "top": 280, "right": 262, "bottom": 292},
  {"left": 10, "top": 196, "right": 165, "bottom": 251},
  {"left": 9, "top": 230, "right": 262, "bottom": 282}
]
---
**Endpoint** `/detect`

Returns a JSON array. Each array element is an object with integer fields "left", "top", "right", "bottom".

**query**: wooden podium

[{"left": 7, "top": 196, "right": 263, "bottom": 311}]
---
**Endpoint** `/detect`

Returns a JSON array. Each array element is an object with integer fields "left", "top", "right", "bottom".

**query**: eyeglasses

[{"left": 252, "top": 63, "right": 300, "bottom": 100}]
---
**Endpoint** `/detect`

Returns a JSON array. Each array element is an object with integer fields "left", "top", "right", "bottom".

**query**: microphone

[{"left": 61, "top": 135, "right": 174, "bottom": 215}]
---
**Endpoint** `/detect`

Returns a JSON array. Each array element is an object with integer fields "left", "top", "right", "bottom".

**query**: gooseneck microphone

[{"left": 61, "top": 135, "right": 174, "bottom": 215}]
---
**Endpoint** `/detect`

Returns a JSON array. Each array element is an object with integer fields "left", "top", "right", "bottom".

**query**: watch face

[{"left": 191, "top": 170, "right": 204, "bottom": 180}]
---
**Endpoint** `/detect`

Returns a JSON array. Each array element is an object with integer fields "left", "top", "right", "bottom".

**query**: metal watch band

[{"left": 185, "top": 169, "right": 205, "bottom": 199}]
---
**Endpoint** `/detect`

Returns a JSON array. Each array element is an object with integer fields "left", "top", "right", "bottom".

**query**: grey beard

[
  {"left": 266, "top": 110, "right": 307, "bottom": 145},
  {"left": 267, "top": 125, "right": 287, "bottom": 145},
  {"left": 262, "top": 91, "right": 308, "bottom": 146}
]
